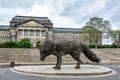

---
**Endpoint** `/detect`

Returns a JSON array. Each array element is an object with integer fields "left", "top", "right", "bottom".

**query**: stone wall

[
  {"left": 53, "top": 32, "right": 82, "bottom": 43},
  {"left": 0, "top": 48, "right": 87, "bottom": 63},
  {"left": 0, "top": 48, "right": 40, "bottom": 63},
  {"left": 0, "top": 31, "right": 10, "bottom": 42}
]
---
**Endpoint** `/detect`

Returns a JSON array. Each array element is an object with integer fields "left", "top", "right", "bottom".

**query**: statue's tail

[{"left": 81, "top": 43, "right": 100, "bottom": 63}]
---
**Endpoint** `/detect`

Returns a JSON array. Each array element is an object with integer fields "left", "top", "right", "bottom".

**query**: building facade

[{"left": 0, "top": 16, "right": 83, "bottom": 47}]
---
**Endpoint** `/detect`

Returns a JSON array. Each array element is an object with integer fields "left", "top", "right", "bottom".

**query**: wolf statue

[{"left": 39, "top": 40, "right": 100, "bottom": 70}]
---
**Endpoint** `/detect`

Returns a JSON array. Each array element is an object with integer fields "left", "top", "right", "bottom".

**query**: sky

[{"left": 0, "top": 0, "right": 120, "bottom": 30}]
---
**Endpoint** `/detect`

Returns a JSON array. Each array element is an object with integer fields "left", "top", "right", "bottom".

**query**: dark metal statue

[{"left": 39, "top": 40, "right": 100, "bottom": 70}]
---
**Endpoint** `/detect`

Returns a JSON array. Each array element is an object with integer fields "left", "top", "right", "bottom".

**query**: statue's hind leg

[{"left": 70, "top": 52, "right": 81, "bottom": 69}]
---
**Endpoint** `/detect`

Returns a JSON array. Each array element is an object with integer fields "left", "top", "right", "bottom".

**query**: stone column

[
  {"left": 34, "top": 30, "right": 36, "bottom": 37},
  {"left": 46, "top": 31, "right": 48, "bottom": 40},
  {"left": 39, "top": 30, "right": 40, "bottom": 39},
  {"left": 40, "top": 30, "right": 41, "bottom": 39},
  {"left": 33, "top": 30, "right": 36, "bottom": 47},
  {"left": 16, "top": 29, "right": 18, "bottom": 42},
  {"left": 23, "top": 29, "right": 24, "bottom": 38},
  {"left": 28, "top": 29, "right": 30, "bottom": 38}
]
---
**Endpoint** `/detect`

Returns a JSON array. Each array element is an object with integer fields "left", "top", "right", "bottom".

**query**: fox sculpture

[{"left": 39, "top": 40, "right": 100, "bottom": 70}]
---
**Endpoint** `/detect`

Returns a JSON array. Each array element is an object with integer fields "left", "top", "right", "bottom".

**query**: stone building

[
  {"left": 0, "top": 25, "right": 10, "bottom": 42},
  {"left": 0, "top": 16, "right": 83, "bottom": 47},
  {"left": 52, "top": 28, "right": 82, "bottom": 43}
]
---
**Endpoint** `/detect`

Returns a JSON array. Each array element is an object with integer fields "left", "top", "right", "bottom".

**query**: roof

[
  {"left": 10, "top": 15, "right": 53, "bottom": 24},
  {"left": 14, "top": 19, "right": 47, "bottom": 27},
  {"left": 0, "top": 25, "right": 10, "bottom": 31},
  {"left": 52, "top": 28, "right": 83, "bottom": 33}
]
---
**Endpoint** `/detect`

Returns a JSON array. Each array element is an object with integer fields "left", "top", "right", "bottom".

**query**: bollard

[{"left": 10, "top": 62, "right": 15, "bottom": 67}]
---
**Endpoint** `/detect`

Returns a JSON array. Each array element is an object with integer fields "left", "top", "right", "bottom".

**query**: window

[
  {"left": 48, "top": 32, "right": 52, "bottom": 36},
  {"left": 18, "top": 30, "right": 23, "bottom": 36},
  {"left": 11, "top": 31, "right": 15, "bottom": 35},
  {"left": 30, "top": 30, "right": 34, "bottom": 36},
  {"left": 36, "top": 30, "right": 40, "bottom": 36},
  {"left": 2, "top": 38, "right": 4, "bottom": 42},
  {"left": 12, "top": 37, "right": 15, "bottom": 41},
  {"left": 24, "top": 30, "right": 28, "bottom": 36},
  {"left": 41, "top": 30, "right": 45, "bottom": 37},
  {"left": 7, "top": 32, "right": 10, "bottom": 36},
  {"left": 2, "top": 32, "right": 4, "bottom": 36}
]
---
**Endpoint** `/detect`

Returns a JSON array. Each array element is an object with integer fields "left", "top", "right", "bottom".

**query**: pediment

[{"left": 18, "top": 20, "right": 45, "bottom": 28}]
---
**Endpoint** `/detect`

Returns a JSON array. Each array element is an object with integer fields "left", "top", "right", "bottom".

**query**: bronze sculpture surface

[{"left": 39, "top": 40, "right": 100, "bottom": 70}]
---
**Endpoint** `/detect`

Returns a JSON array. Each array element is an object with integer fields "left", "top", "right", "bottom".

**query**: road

[{"left": 0, "top": 65, "right": 119, "bottom": 80}]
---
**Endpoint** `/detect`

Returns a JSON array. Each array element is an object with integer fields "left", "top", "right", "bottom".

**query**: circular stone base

[{"left": 12, "top": 65, "right": 115, "bottom": 78}]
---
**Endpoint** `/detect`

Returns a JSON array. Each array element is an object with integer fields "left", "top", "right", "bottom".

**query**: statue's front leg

[
  {"left": 75, "top": 58, "right": 81, "bottom": 69},
  {"left": 53, "top": 56, "right": 59, "bottom": 69},
  {"left": 53, "top": 56, "right": 62, "bottom": 70}
]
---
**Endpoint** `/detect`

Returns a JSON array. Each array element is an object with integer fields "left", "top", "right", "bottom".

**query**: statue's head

[{"left": 39, "top": 40, "right": 53, "bottom": 61}]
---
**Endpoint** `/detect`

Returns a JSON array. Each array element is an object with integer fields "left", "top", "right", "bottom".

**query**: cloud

[
  {"left": 0, "top": 7, "right": 26, "bottom": 15},
  {"left": 58, "top": 0, "right": 108, "bottom": 27},
  {"left": 0, "top": 0, "right": 120, "bottom": 30},
  {"left": 97, "top": 0, "right": 120, "bottom": 30},
  {"left": 0, "top": 0, "right": 34, "bottom": 8},
  {"left": 0, "top": 0, "right": 82, "bottom": 28},
  {"left": 28, "top": 3, "right": 54, "bottom": 17}
]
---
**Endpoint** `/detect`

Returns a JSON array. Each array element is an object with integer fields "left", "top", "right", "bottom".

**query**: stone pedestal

[{"left": 12, "top": 65, "right": 115, "bottom": 78}]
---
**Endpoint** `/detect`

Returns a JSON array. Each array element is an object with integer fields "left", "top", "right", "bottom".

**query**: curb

[{"left": 12, "top": 65, "right": 116, "bottom": 78}]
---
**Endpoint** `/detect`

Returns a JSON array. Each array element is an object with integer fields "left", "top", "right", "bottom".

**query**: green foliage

[
  {"left": 86, "top": 17, "right": 111, "bottom": 33},
  {"left": 0, "top": 41, "right": 17, "bottom": 48},
  {"left": 83, "top": 17, "right": 111, "bottom": 48},
  {"left": 88, "top": 44, "right": 95, "bottom": 48},
  {"left": 0, "top": 38, "right": 31, "bottom": 48},
  {"left": 110, "top": 30, "right": 120, "bottom": 41},
  {"left": 88, "top": 44, "right": 119, "bottom": 48},
  {"left": 0, "top": 43, "right": 3, "bottom": 48},
  {"left": 109, "top": 30, "right": 120, "bottom": 48},
  {"left": 17, "top": 38, "right": 31, "bottom": 48},
  {"left": 36, "top": 40, "right": 41, "bottom": 47},
  {"left": 82, "top": 26, "right": 102, "bottom": 45},
  {"left": 86, "top": 17, "right": 112, "bottom": 40}
]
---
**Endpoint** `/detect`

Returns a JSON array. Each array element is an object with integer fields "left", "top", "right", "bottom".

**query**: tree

[
  {"left": 109, "top": 30, "right": 120, "bottom": 48},
  {"left": 83, "top": 17, "right": 111, "bottom": 48},
  {"left": 86, "top": 17, "right": 111, "bottom": 33},
  {"left": 82, "top": 26, "right": 102, "bottom": 48}
]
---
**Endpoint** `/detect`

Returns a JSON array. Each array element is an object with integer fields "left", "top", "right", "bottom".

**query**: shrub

[
  {"left": 17, "top": 38, "right": 31, "bottom": 48},
  {"left": 1, "top": 41, "right": 17, "bottom": 48},
  {"left": 88, "top": 44, "right": 95, "bottom": 48},
  {"left": 0, "top": 38, "right": 31, "bottom": 48},
  {"left": 0, "top": 43, "right": 2, "bottom": 48},
  {"left": 88, "top": 44, "right": 119, "bottom": 48},
  {"left": 36, "top": 40, "right": 41, "bottom": 47}
]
